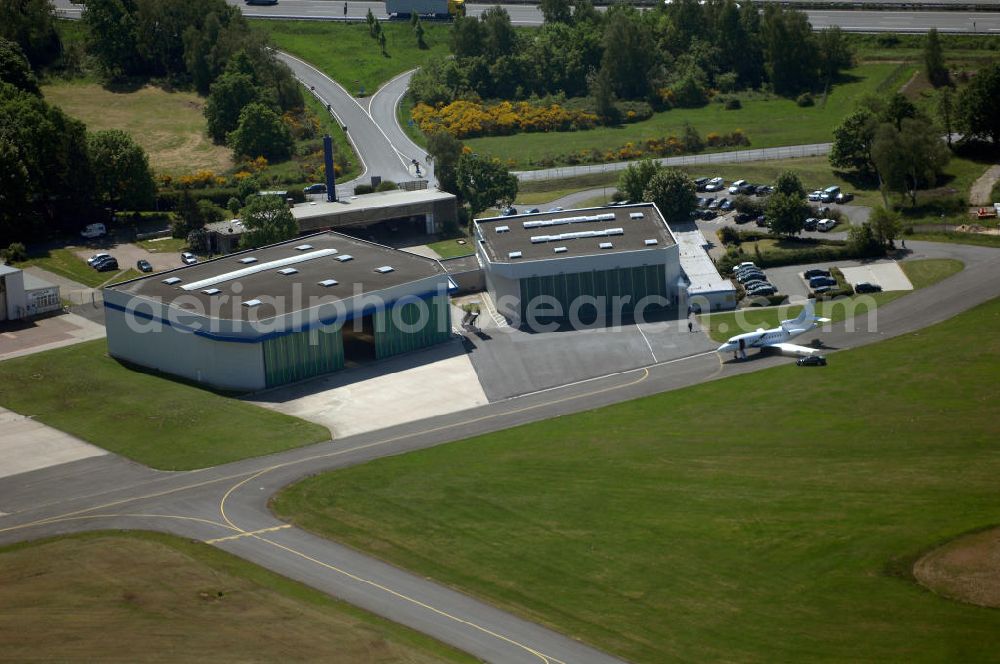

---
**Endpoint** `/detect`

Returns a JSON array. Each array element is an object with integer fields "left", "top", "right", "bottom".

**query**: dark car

[
  {"left": 746, "top": 284, "right": 776, "bottom": 297},
  {"left": 835, "top": 192, "right": 854, "bottom": 204},
  {"left": 719, "top": 198, "right": 734, "bottom": 211},
  {"left": 500, "top": 206, "right": 518, "bottom": 216},
  {"left": 700, "top": 209, "right": 717, "bottom": 220},
  {"left": 741, "top": 279, "right": 770, "bottom": 291},
  {"left": 697, "top": 197, "right": 708, "bottom": 208},
  {"left": 136, "top": 259, "right": 153, "bottom": 273},
  {"left": 803, "top": 268, "right": 831, "bottom": 279},
  {"left": 739, "top": 183, "right": 757, "bottom": 195},
  {"left": 734, "top": 212, "right": 752, "bottom": 224},
  {"left": 755, "top": 185, "right": 772, "bottom": 197},
  {"left": 708, "top": 197, "right": 722, "bottom": 210},
  {"left": 803, "top": 217, "right": 819, "bottom": 231},
  {"left": 755, "top": 215, "right": 769, "bottom": 227},
  {"left": 796, "top": 355, "right": 827, "bottom": 366},
  {"left": 694, "top": 177, "right": 709, "bottom": 191},
  {"left": 94, "top": 257, "right": 119, "bottom": 272},
  {"left": 737, "top": 274, "right": 767, "bottom": 285},
  {"left": 303, "top": 183, "right": 327, "bottom": 194},
  {"left": 809, "top": 275, "right": 837, "bottom": 288},
  {"left": 525, "top": 207, "right": 540, "bottom": 214},
  {"left": 854, "top": 282, "right": 883, "bottom": 294}
]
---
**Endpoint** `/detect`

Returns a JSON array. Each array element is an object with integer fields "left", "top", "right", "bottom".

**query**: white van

[
  {"left": 81, "top": 223, "right": 107, "bottom": 239},
  {"left": 820, "top": 186, "right": 840, "bottom": 203}
]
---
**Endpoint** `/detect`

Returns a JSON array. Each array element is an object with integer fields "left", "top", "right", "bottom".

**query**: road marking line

[
  {"left": 636, "top": 323, "right": 658, "bottom": 363},
  {"left": 205, "top": 524, "right": 290, "bottom": 544}
]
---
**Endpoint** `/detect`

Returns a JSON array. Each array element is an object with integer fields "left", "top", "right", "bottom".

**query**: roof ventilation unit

[
  {"left": 508, "top": 251, "right": 522, "bottom": 259},
  {"left": 202, "top": 288, "right": 221, "bottom": 295},
  {"left": 644, "top": 239, "right": 658, "bottom": 246},
  {"left": 630, "top": 212, "right": 644, "bottom": 219},
  {"left": 237, "top": 257, "right": 258, "bottom": 264},
  {"left": 162, "top": 277, "right": 182, "bottom": 285},
  {"left": 294, "top": 244, "right": 314, "bottom": 251},
  {"left": 243, "top": 299, "right": 262, "bottom": 308},
  {"left": 318, "top": 279, "right": 338, "bottom": 287},
  {"left": 554, "top": 247, "right": 568, "bottom": 254},
  {"left": 335, "top": 254, "right": 353, "bottom": 262},
  {"left": 599, "top": 242, "right": 614, "bottom": 249},
  {"left": 495, "top": 225, "right": 510, "bottom": 233},
  {"left": 375, "top": 266, "right": 394, "bottom": 274},
  {"left": 277, "top": 268, "right": 299, "bottom": 275}
]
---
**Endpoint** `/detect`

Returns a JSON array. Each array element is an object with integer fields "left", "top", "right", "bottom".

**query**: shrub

[
  {"left": 724, "top": 98, "right": 742, "bottom": 110},
  {"left": 2, "top": 242, "right": 27, "bottom": 263},
  {"left": 411, "top": 100, "right": 598, "bottom": 139},
  {"left": 375, "top": 180, "right": 398, "bottom": 192},
  {"left": 796, "top": 93, "right": 814, "bottom": 108},
  {"left": 354, "top": 184, "right": 375, "bottom": 195},
  {"left": 718, "top": 226, "right": 740, "bottom": 245}
]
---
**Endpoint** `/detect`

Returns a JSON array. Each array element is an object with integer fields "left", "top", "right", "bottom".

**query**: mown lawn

[
  {"left": 0, "top": 532, "right": 474, "bottom": 664},
  {"left": 0, "top": 340, "right": 329, "bottom": 470},
  {"left": 255, "top": 20, "right": 451, "bottom": 95},
  {"left": 425, "top": 237, "right": 475, "bottom": 259},
  {"left": 274, "top": 296, "right": 1000, "bottom": 664},
  {"left": 698, "top": 258, "right": 963, "bottom": 342},
  {"left": 463, "top": 62, "right": 915, "bottom": 169}
]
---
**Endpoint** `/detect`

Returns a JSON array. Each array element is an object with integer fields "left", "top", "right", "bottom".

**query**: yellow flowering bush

[{"left": 412, "top": 100, "right": 598, "bottom": 138}]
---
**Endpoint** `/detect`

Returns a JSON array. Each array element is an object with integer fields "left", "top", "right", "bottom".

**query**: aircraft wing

[{"left": 769, "top": 342, "right": 820, "bottom": 357}]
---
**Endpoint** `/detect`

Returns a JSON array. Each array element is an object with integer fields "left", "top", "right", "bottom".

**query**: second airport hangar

[{"left": 475, "top": 203, "right": 735, "bottom": 322}]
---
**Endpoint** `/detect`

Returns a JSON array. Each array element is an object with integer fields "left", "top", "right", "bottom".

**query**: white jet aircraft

[{"left": 717, "top": 299, "right": 831, "bottom": 358}]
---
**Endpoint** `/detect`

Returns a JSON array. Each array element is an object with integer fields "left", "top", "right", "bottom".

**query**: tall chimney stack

[{"left": 323, "top": 134, "right": 337, "bottom": 202}]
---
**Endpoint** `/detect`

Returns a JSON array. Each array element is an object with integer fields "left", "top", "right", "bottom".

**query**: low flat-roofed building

[
  {"left": 207, "top": 189, "right": 458, "bottom": 255},
  {"left": 104, "top": 231, "right": 454, "bottom": 391},
  {"left": 474, "top": 204, "right": 681, "bottom": 324},
  {"left": 673, "top": 227, "right": 737, "bottom": 312},
  {"left": 0, "top": 265, "right": 61, "bottom": 321}
]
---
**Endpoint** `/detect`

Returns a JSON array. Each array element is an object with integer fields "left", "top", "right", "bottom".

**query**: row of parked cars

[
  {"left": 87, "top": 253, "right": 120, "bottom": 272},
  {"left": 731, "top": 262, "right": 777, "bottom": 297},
  {"left": 808, "top": 186, "right": 854, "bottom": 204},
  {"left": 803, "top": 267, "right": 883, "bottom": 294},
  {"left": 803, "top": 217, "right": 838, "bottom": 232},
  {"left": 696, "top": 177, "right": 774, "bottom": 197}
]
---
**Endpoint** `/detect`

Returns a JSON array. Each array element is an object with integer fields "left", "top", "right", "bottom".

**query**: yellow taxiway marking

[{"left": 205, "top": 524, "right": 290, "bottom": 544}]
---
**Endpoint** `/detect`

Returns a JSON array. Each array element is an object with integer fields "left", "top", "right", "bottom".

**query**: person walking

[
  {"left": 688, "top": 320, "right": 693, "bottom": 333},
  {"left": 343, "top": 2, "right": 347, "bottom": 17}
]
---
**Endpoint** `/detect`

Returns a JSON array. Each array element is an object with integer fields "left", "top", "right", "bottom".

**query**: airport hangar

[
  {"left": 474, "top": 203, "right": 735, "bottom": 323},
  {"left": 103, "top": 231, "right": 454, "bottom": 392},
  {"left": 207, "top": 189, "right": 459, "bottom": 255}
]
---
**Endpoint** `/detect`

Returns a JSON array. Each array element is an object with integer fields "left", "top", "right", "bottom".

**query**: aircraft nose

[{"left": 717, "top": 342, "right": 734, "bottom": 353}]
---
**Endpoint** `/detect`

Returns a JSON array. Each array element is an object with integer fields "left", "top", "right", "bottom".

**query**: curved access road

[{"left": 3, "top": 240, "right": 1000, "bottom": 663}]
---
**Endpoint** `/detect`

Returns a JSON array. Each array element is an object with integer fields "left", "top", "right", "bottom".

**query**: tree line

[{"left": 410, "top": 0, "right": 853, "bottom": 123}]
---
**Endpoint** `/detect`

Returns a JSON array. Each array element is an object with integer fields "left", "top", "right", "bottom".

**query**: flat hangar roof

[
  {"left": 108, "top": 231, "right": 448, "bottom": 321},
  {"left": 475, "top": 204, "right": 676, "bottom": 263}
]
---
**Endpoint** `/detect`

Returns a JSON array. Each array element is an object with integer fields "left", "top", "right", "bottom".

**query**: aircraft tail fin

[{"left": 782, "top": 299, "right": 820, "bottom": 331}]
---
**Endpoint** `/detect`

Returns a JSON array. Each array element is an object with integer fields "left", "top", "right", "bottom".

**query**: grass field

[
  {"left": 426, "top": 237, "right": 475, "bottom": 259},
  {"left": 0, "top": 340, "right": 329, "bottom": 470},
  {"left": 463, "top": 62, "right": 914, "bottom": 169},
  {"left": 15, "top": 248, "right": 133, "bottom": 288},
  {"left": 42, "top": 82, "right": 232, "bottom": 175},
  {"left": 255, "top": 20, "right": 451, "bottom": 95},
  {"left": 698, "top": 258, "right": 963, "bottom": 342},
  {"left": 136, "top": 237, "right": 188, "bottom": 253},
  {"left": 0, "top": 532, "right": 473, "bottom": 663},
  {"left": 274, "top": 295, "right": 1000, "bottom": 663},
  {"left": 908, "top": 231, "right": 1000, "bottom": 248}
]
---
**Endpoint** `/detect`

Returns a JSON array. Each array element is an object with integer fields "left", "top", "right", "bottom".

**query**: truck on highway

[{"left": 385, "top": 0, "right": 465, "bottom": 19}]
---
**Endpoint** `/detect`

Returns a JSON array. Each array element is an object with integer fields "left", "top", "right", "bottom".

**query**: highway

[
  {"left": 51, "top": 0, "right": 1000, "bottom": 32},
  {"left": 3, "top": 239, "right": 1000, "bottom": 662}
]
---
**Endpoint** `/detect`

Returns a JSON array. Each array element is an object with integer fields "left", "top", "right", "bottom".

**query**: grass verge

[
  {"left": 426, "top": 237, "right": 475, "bottom": 259},
  {"left": 908, "top": 232, "right": 1000, "bottom": 249},
  {"left": 136, "top": 237, "right": 188, "bottom": 253},
  {"left": 698, "top": 258, "right": 963, "bottom": 342},
  {"left": 0, "top": 531, "right": 474, "bottom": 663},
  {"left": 0, "top": 340, "right": 329, "bottom": 470},
  {"left": 15, "top": 248, "right": 125, "bottom": 288},
  {"left": 274, "top": 296, "right": 1000, "bottom": 664}
]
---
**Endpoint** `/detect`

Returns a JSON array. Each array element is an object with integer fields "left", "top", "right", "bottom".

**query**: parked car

[
  {"left": 803, "top": 217, "right": 819, "bottom": 231},
  {"left": 746, "top": 284, "right": 776, "bottom": 296},
  {"left": 697, "top": 197, "right": 708, "bottom": 208},
  {"left": 708, "top": 197, "right": 722, "bottom": 210},
  {"left": 755, "top": 216, "right": 769, "bottom": 227},
  {"left": 548, "top": 206, "right": 565, "bottom": 212},
  {"left": 700, "top": 209, "right": 717, "bottom": 220},
  {"left": 181, "top": 251, "right": 198, "bottom": 265},
  {"left": 500, "top": 206, "right": 518, "bottom": 216},
  {"left": 731, "top": 262, "right": 757, "bottom": 273},
  {"left": 136, "top": 259, "right": 153, "bottom": 273},
  {"left": 740, "top": 183, "right": 758, "bottom": 195},
  {"left": 816, "top": 206, "right": 831, "bottom": 217},
  {"left": 728, "top": 180, "right": 747, "bottom": 195},
  {"left": 734, "top": 212, "right": 752, "bottom": 224},
  {"left": 87, "top": 252, "right": 111, "bottom": 266},
  {"left": 741, "top": 279, "right": 770, "bottom": 291},
  {"left": 803, "top": 268, "right": 831, "bottom": 279},
  {"left": 820, "top": 185, "right": 840, "bottom": 203},
  {"left": 835, "top": 192, "right": 854, "bottom": 204},
  {"left": 303, "top": 183, "right": 327, "bottom": 194},
  {"left": 705, "top": 177, "right": 725, "bottom": 192},
  {"left": 737, "top": 273, "right": 767, "bottom": 285},
  {"left": 809, "top": 275, "right": 837, "bottom": 288},
  {"left": 719, "top": 199, "right": 734, "bottom": 211},
  {"left": 525, "top": 207, "right": 540, "bottom": 214},
  {"left": 94, "top": 257, "right": 119, "bottom": 272},
  {"left": 817, "top": 218, "right": 838, "bottom": 232},
  {"left": 81, "top": 223, "right": 107, "bottom": 239},
  {"left": 854, "top": 282, "right": 883, "bottom": 294},
  {"left": 796, "top": 355, "right": 827, "bottom": 366},
  {"left": 694, "top": 177, "right": 709, "bottom": 191},
  {"left": 754, "top": 185, "right": 772, "bottom": 197},
  {"left": 808, "top": 190, "right": 823, "bottom": 202}
]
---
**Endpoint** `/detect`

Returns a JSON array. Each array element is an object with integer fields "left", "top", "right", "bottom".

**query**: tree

[
  {"left": 938, "top": 86, "right": 955, "bottom": 148},
  {"left": 600, "top": 6, "right": 655, "bottom": 100},
  {"left": 760, "top": 5, "right": 818, "bottom": 96},
  {"left": 588, "top": 67, "right": 619, "bottom": 124},
  {"left": 171, "top": 191, "right": 205, "bottom": 238},
  {"left": 846, "top": 222, "right": 882, "bottom": 257},
  {"left": 923, "top": 28, "right": 948, "bottom": 88},
  {"left": 227, "top": 102, "right": 294, "bottom": 161},
  {"left": 205, "top": 70, "right": 262, "bottom": 142},
  {"left": 413, "top": 16, "right": 427, "bottom": 50},
  {"left": 868, "top": 206, "right": 902, "bottom": 248},
  {"left": 540, "top": 0, "right": 573, "bottom": 25},
  {"left": 426, "top": 130, "right": 464, "bottom": 196},
  {"left": 872, "top": 118, "right": 950, "bottom": 206},
  {"left": 618, "top": 159, "right": 662, "bottom": 203},
  {"left": 480, "top": 6, "right": 517, "bottom": 60},
  {"left": 643, "top": 169, "right": 696, "bottom": 222},
  {"left": 239, "top": 194, "right": 298, "bottom": 249},
  {"left": 957, "top": 62, "right": 1000, "bottom": 146},
  {"left": 450, "top": 15, "right": 484, "bottom": 59},
  {"left": 0, "top": 38, "right": 39, "bottom": 95},
  {"left": 774, "top": 170, "right": 806, "bottom": 199},
  {"left": 880, "top": 93, "right": 918, "bottom": 131},
  {"left": 455, "top": 153, "right": 518, "bottom": 220},
  {"left": 829, "top": 108, "right": 879, "bottom": 178},
  {"left": 816, "top": 26, "right": 853, "bottom": 85},
  {"left": 88, "top": 129, "right": 156, "bottom": 210},
  {"left": 0, "top": 0, "right": 62, "bottom": 69},
  {"left": 765, "top": 192, "right": 809, "bottom": 236},
  {"left": 83, "top": 0, "right": 142, "bottom": 78}
]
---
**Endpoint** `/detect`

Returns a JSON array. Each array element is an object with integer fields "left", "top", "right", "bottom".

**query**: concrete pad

[
  {"left": 400, "top": 244, "right": 442, "bottom": 260},
  {"left": 250, "top": 340, "right": 488, "bottom": 438},
  {"left": 841, "top": 263, "right": 913, "bottom": 291},
  {"left": 0, "top": 408, "right": 106, "bottom": 480},
  {"left": 0, "top": 312, "right": 106, "bottom": 362}
]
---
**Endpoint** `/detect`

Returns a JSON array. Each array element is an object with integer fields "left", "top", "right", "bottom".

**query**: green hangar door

[
  {"left": 262, "top": 325, "right": 345, "bottom": 388},
  {"left": 518, "top": 264, "right": 668, "bottom": 321},
  {"left": 373, "top": 294, "right": 451, "bottom": 360}
]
